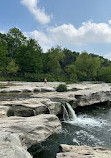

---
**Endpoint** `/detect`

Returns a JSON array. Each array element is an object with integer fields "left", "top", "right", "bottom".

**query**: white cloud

[
  {"left": 21, "top": 0, "right": 51, "bottom": 24},
  {"left": 25, "top": 20, "right": 111, "bottom": 53},
  {"left": 104, "top": 52, "right": 111, "bottom": 60},
  {"left": 48, "top": 21, "right": 111, "bottom": 45},
  {"left": 26, "top": 30, "right": 54, "bottom": 52}
]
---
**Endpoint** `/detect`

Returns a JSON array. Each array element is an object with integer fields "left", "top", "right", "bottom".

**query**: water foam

[{"left": 63, "top": 103, "right": 105, "bottom": 127}]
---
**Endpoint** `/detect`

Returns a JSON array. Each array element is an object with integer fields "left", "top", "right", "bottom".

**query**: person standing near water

[{"left": 44, "top": 78, "right": 47, "bottom": 84}]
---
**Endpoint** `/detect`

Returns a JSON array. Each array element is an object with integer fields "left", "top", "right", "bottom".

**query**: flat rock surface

[
  {"left": 57, "top": 144, "right": 111, "bottom": 158},
  {"left": 0, "top": 82, "right": 111, "bottom": 117},
  {"left": 0, "top": 114, "right": 61, "bottom": 158}
]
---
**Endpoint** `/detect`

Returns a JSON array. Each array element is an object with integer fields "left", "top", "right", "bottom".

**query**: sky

[{"left": 0, "top": 0, "right": 111, "bottom": 59}]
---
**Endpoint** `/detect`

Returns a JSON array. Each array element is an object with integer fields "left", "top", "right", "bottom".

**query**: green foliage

[
  {"left": 6, "top": 59, "right": 18, "bottom": 74},
  {"left": 97, "top": 67, "right": 111, "bottom": 82},
  {"left": 60, "top": 48, "right": 79, "bottom": 69},
  {"left": 15, "top": 39, "right": 43, "bottom": 74},
  {"left": 65, "top": 65, "right": 78, "bottom": 82},
  {"left": 56, "top": 84, "right": 67, "bottom": 92},
  {"left": 0, "top": 27, "right": 111, "bottom": 83},
  {"left": 75, "top": 51, "right": 101, "bottom": 81},
  {"left": 7, "top": 27, "right": 26, "bottom": 57},
  {"left": 46, "top": 46, "right": 64, "bottom": 74},
  {"left": 0, "top": 38, "right": 9, "bottom": 75}
]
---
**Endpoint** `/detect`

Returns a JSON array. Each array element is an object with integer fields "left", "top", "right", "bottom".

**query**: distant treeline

[{"left": 0, "top": 27, "right": 111, "bottom": 82}]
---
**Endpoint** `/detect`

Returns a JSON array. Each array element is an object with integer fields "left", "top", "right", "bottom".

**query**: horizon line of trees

[{"left": 0, "top": 27, "right": 111, "bottom": 83}]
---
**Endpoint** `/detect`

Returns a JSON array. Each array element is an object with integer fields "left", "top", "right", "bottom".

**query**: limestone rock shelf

[
  {"left": 0, "top": 114, "right": 61, "bottom": 158},
  {"left": 57, "top": 144, "right": 111, "bottom": 158},
  {"left": 0, "top": 81, "right": 111, "bottom": 158}
]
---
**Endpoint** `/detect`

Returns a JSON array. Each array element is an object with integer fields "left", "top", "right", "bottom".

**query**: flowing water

[{"left": 28, "top": 102, "right": 111, "bottom": 158}]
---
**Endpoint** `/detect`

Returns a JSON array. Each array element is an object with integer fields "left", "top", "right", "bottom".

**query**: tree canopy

[{"left": 0, "top": 27, "right": 111, "bottom": 82}]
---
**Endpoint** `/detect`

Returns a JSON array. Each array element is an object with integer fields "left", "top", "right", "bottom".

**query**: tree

[
  {"left": 60, "top": 48, "right": 79, "bottom": 69},
  {"left": 75, "top": 51, "right": 101, "bottom": 81},
  {"left": 65, "top": 65, "right": 77, "bottom": 82},
  {"left": 7, "top": 27, "right": 26, "bottom": 57},
  {"left": 97, "top": 67, "right": 111, "bottom": 82},
  {"left": 0, "top": 38, "right": 9, "bottom": 75},
  {"left": 46, "top": 46, "right": 64, "bottom": 74},
  {"left": 6, "top": 59, "right": 18, "bottom": 75},
  {"left": 15, "top": 39, "right": 43, "bottom": 74}
]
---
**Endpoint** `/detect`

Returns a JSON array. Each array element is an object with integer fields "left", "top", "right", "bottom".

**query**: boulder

[
  {"left": 0, "top": 114, "right": 61, "bottom": 158},
  {"left": 7, "top": 105, "right": 34, "bottom": 117},
  {"left": 0, "top": 133, "right": 32, "bottom": 158}
]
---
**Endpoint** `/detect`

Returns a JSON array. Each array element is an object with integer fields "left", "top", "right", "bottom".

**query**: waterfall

[
  {"left": 33, "top": 109, "right": 37, "bottom": 116},
  {"left": 66, "top": 103, "right": 77, "bottom": 121},
  {"left": 62, "top": 103, "right": 77, "bottom": 122},
  {"left": 62, "top": 103, "right": 102, "bottom": 126},
  {"left": 61, "top": 104, "right": 70, "bottom": 121},
  {"left": 46, "top": 106, "right": 51, "bottom": 114}
]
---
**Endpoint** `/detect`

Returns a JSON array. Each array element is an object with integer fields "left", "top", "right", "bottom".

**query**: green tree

[
  {"left": 97, "top": 67, "right": 111, "bottom": 82},
  {"left": 60, "top": 48, "right": 79, "bottom": 69},
  {"left": 0, "top": 38, "right": 9, "bottom": 76},
  {"left": 75, "top": 51, "right": 101, "bottom": 81},
  {"left": 7, "top": 27, "right": 26, "bottom": 57},
  {"left": 65, "top": 65, "right": 77, "bottom": 82},
  {"left": 6, "top": 59, "right": 18, "bottom": 74},
  {"left": 46, "top": 46, "right": 64, "bottom": 74},
  {"left": 15, "top": 39, "right": 43, "bottom": 74}
]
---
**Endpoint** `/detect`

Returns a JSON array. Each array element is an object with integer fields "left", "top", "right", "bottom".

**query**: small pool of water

[{"left": 28, "top": 103, "right": 111, "bottom": 158}]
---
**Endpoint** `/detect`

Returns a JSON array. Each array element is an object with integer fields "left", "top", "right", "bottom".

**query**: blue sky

[{"left": 0, "top": 0, "right": 111, "bottom": 59}]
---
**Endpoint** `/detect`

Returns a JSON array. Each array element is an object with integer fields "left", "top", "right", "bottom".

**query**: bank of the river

[{"left": 0, "top": 81, "right": 111, "bottom": 157}]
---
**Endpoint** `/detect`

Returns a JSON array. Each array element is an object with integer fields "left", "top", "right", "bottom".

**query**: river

[{"left": 28, "top": 102, "right": 111, "bottom": 158}]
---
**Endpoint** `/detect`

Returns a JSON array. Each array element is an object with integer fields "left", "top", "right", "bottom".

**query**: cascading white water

[
  {"left": 33, "top": 109, "right": 37, "bottom": 116},
  {"left": 62, "top": 102, "right": 77, "bottom": 121},
  {"left": 66, "top": 102, "right": 78, "bottom": 121},
  {"left": 61, "top": 104, "right": 70, "bottom": 121},
  {"left": 62, "top": 103, "right": 101, "bottom": 126}
]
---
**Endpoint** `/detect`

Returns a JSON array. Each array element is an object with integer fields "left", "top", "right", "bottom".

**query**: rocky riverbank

[
  {"left": 57, "top": 144, "right": 111, "bottom": 158},
  {"left": 0, "top": 114, "right": 61, "bottom": 158},
  {"left": 0, "top": 81, "right": 111, "bottom": 157}
]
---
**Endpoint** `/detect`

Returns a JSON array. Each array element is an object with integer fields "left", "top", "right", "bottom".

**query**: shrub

[{"left": 56, "top": 84, "right": 67, "bottom": 92}]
